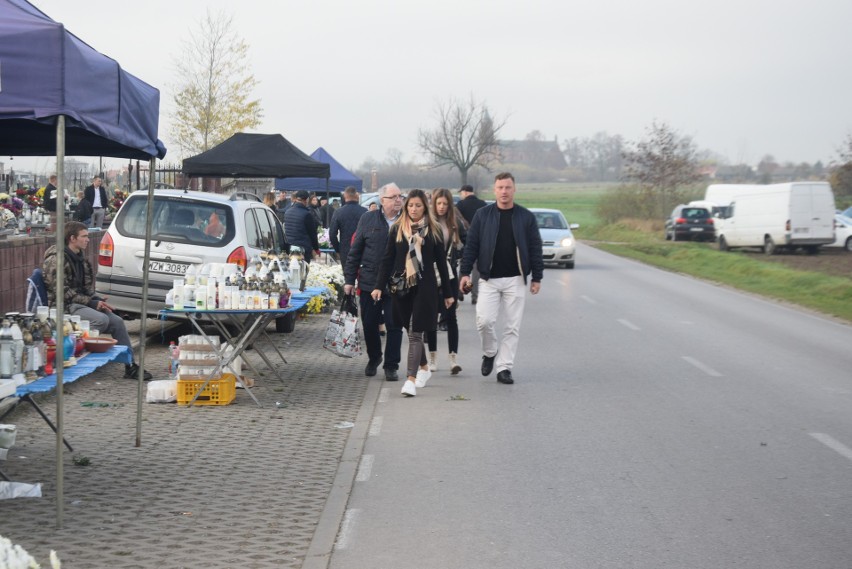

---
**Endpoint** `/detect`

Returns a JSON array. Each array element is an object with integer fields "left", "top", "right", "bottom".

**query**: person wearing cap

[{"left": 284, "top": 190, "right": 321, "bottom": 263}]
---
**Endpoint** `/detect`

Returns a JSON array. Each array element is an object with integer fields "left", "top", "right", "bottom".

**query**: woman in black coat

[{"left": 373, "top": 189, "right": 454, "bottom": 397}]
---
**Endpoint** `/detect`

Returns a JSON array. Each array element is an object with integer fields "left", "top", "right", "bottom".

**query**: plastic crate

[{"left": 177, "top": 374, "right": 236, "bottom": 406}]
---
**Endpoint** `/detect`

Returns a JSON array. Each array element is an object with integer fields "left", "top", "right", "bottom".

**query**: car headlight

[{"left": 560, "top": 237, "right": 574, "bottom": 248}]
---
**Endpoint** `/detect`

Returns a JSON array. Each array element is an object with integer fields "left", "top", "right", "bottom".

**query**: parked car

[
  {"left": 841, "top": 206, "right": 852, "bottom": 219},
  {"left": 826, "top": 214, "right": 852, "bottom": 251},
  {"left": 665, "top": 204, "right": 715, "bottom": 242},
  {"left": 530, "top": 208, "right": 578, "bottom": 269},
  {"left": 96, "top": 189, "right": 288, "bottom": 319}
]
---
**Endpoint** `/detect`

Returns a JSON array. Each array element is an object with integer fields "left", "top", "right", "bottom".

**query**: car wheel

[
  {"left": 664, "top": 230, "right": 671, "bottom": 241},
  {"left": 845, "top": 237, "right": 852, "bottom": 252},
  {"left": 764, "top": 235, "right": 776, "bottom": 255},
  {"left": 718, "top": 235, "right": 728, "bottom": 252}
]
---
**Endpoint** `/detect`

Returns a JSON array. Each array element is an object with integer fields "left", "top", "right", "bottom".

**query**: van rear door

[{"left": 790, "top": 183, "right": 835, "bottom": 243}]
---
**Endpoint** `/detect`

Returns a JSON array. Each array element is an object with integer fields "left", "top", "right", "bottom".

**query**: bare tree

[
  {"left": 170, "top": 10, "right": 263, "bottom": 159},
  {"left": 417, "top": 96, "right": 506, "bottom": 186},
  {"left": 621, "top": 121, "right": 703, "bottom": 217}
]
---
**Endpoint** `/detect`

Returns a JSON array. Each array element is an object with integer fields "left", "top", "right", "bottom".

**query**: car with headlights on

[
  {"left": 96, "top": 189, "right": 288, "bottom": 319},
  {"left": 530, "top": 208, "right": 578, "bottom": 269}
]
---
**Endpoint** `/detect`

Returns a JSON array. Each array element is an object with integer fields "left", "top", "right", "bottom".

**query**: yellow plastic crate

[{"left": 177, "top": 374, "right": 236, "bottom": 406}]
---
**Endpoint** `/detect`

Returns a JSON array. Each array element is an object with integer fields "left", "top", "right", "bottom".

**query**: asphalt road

[{"left": 326, "top": 243, "right": 852, "bottom": 569}]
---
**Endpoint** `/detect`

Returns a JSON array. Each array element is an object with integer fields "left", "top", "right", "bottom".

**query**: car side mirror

[{"left": 570, "top": 223, "right": 580, "bottom": 230}]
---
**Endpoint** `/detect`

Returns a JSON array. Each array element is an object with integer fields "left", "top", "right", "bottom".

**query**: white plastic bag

[
  {"left": 0, "top": 481, "right": 42, "bottom": 499},
  {"left": 0, "top": 425, "right": 16, "bottom": 449}
]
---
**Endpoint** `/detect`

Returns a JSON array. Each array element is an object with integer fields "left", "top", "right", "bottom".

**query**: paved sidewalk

[{"left": 0, "top": 313, "right": 375, "bottom": 569}]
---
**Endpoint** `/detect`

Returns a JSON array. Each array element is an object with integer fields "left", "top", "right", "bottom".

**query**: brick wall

[{"left": 0, "top": 231, "right": 105, "bottom": 315}]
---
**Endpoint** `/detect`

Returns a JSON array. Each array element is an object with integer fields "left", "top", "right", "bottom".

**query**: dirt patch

[{"left": 717, "top": 246, "right": 852, "bottom": 279}]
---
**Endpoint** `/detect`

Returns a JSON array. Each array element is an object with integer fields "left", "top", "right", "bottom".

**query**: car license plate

[
  {"left": 148, "top": 260, "right": 190, "bottom": 275},
  {"left": 689, "top": 227, "right": 704, "bottom": 232}
]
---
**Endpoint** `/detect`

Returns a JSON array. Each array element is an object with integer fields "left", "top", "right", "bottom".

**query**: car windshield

[
  {"left": 681, "top": 207, "right": 710, "bottom": 219},
  {"left": 534, "top": 212, "right": 568, "bottom": 230},
  {"left": 117, "top": 196, "right": 235, "bottom": 246}
]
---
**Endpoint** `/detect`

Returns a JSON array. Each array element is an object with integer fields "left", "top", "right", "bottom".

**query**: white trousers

[{"left": 475, "top": 276, "right": 526, "bottom": 373}]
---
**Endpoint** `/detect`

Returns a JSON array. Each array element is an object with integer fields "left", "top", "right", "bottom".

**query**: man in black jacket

[
  {"left": 343, "top": 183, "right": 404, "bottom": 380},
  {"left": 284, "top": 190, "right": 321, "bottom": 262},
  {"left": 456, "top": 184, "right": 487, "bottom": 303},
  {"left": 83, "top": 176, "right": 109, "bottom": 229},
  {"left": 329, "top": 186, "right": 367, "bottom": 269},
  {"left": 459, "top": 173, "right": 543, "bottom": 385}
]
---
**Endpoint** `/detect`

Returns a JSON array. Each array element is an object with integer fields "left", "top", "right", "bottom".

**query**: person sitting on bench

[{"left": 42, "top": 221, "right": 153, "bottom": 380}]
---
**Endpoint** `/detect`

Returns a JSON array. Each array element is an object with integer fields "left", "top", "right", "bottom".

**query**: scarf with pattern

[{"left": 404, "top": 218, "right": 428, "bottom": 288}]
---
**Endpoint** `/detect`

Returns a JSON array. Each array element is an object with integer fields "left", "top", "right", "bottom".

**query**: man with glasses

[
  {"left": 43, "top": 221, "right": 152, "bottom": 380},
  {"left": 344, "top": 183, "right": 404, "bottom": 380}
]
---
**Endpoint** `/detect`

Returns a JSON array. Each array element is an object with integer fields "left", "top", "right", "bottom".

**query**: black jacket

[
  {"left": 74, "top": 198, "right": 94, "bottom": 222},
  {"left": 329, "top": 201, "right": 367, "bottom": 265},
  {"left": 43, "top": 183, "right": 59, "bottom": 212},
  {"left": 456, "top": 194, "right": 488, "bottom": 225},
  {"left": 84, "top": 184, "right": 109, "bottom": 210},
  {"left": 344, "top": 209, "right": 397, "bottom": 292},
  {"left": 284, "top": 203, "right": 320, "bottom": 262},
  {"left": 459, "top": 204, "right": 544, "bottom": 284}
]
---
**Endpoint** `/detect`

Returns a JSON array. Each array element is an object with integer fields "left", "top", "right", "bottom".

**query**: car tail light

[
  {"left": 227, "top": 246, "right": 248, "bottom": 271},
  {"left": 98, "top": 232, "right": 114, "bottom": 267},
  {"left": 675, "top": 217, "right": 686, "bottom": 224},
  {"left": 707, "top": 218, "right": 714, "bottom": 225}
]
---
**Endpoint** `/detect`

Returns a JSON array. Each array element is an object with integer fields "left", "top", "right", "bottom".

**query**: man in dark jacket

[
  {"left": 456, "top": 184, "right": 488, "bottom": 303},
  {"left": 459, "top": 173, "right": 543, "bottom": 385},
  {"left": 284, "top": 190, "right": 321, "bottom": 263},
  {"left": 83, "top": 176, "right": 109, "bottom": 229},
  {"left": 343, "top": 183, "right": 404, "bottom": 381},
  {"left": 42, "top": 221, "right": 152, "bottom": 380},
  {"left": 329, "top": 186, "right": 367, "bottom": 269}
]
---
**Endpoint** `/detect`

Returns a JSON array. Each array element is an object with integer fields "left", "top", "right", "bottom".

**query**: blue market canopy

[
  {"left": 274, "top": 147, "right": 362, "bottom": 192},
  {"left": 182, "top": 133, "right": 330, "bottom": 180},
  {"left": 0, "top": 0, "right": 166, "bottom": 159}
]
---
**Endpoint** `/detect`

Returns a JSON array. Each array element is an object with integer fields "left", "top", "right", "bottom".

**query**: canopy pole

[
  {"left": 55, "top": 116, "right": 66, "bottom": 529},
  {"left": 136, "top": 158, "right": 156, "bottom": 447}
]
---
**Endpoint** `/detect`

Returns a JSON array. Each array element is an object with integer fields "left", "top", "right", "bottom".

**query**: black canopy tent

[
  {"left": 0, "top": 0, "right": 165, "bottom": 528},
  {"left": 182, "top": 133, "right": 331, "bottom": 180}
]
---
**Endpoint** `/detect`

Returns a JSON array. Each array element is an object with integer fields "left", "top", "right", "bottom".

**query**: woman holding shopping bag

[{"left": 372, "top": 189, "right": 455, "bottom": 397}]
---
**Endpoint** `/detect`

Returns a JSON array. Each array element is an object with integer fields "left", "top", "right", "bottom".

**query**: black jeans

[
  {"left": 359, "top": 290, "right": 402, "bottom": 370},
  {"left": 426, "top": 297, "right": 459, "bottom": 353}
]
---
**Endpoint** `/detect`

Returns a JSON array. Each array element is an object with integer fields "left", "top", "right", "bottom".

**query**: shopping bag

[{"left": 323, "top": 295, "right": 362, "bottom": 358}]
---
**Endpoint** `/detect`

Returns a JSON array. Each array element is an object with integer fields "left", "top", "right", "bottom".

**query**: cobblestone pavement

[{"left": 0, "top": 313, "right": 374, "bottom": 569}]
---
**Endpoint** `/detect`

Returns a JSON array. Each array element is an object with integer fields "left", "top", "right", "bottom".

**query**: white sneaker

[
  {"left": 415, "top": 369, "right": 431, "bottom": 388},
  {"left": 401, "top": 380, "right": 416, "bottom": 397},
  {"left": 428, "top": 352, "right": 438, "bottom": 372}
]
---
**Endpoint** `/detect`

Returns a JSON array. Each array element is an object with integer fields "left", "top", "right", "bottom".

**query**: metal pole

[
  {"left": 55, "top": 116, "right": 66, "bottom": 529},
  {"left": 136, "top": 158, "right": 156, "bottom": 447}
]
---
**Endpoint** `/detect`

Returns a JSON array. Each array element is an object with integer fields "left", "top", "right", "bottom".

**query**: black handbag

[{"left": 388, "top": 272, "right": 410, "bottom": 298}]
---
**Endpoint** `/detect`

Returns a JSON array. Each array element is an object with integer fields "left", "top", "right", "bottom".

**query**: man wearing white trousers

[{"left": 459, "top": 172, "right": 543, "bottom": 385}]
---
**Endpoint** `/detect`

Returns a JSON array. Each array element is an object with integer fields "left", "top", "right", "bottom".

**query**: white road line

[
  {"left": 810, "top": 433, "right": 852, "bottom": 463},
  {"left": 618, "top": 318, "right": 640, "bottom": 331},
  {"left": 356, "top": 454, "right": 374, "bottom": 482},
  {"left": 369, "top": 416, "right": 383, "bottom": 437},
  {"left": 334, "top": 508, "right": 360, "bottom": 550},
  {"left": 378, "top": 388, "right": 391, "bottom": 403},
  {"left": 682, "top": 356, "right": 722, "bottom": 377},
  {"left": 581, "top": 295, "right": 597, "bottom": 304}
]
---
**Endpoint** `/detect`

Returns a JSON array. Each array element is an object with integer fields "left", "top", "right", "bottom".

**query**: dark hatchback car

[{"left": 664, "top": 205, "right": 715, "bottom": 242}]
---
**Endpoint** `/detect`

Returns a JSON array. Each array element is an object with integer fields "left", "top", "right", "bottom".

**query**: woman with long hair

[
  {"left": 426, "top": 188, "right": 466, "bottom": 374},
  {"left": 372, "top": 189, "right": 455, "bottom": 397}
]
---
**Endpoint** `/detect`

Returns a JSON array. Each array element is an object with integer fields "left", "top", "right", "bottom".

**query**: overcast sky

[{"left": 14, "top": 0, "right": 852, "bottom": 175}]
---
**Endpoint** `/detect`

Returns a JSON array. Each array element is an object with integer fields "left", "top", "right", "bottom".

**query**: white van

[
  {"left": 699, "top": 184, "right": 764, "bottom": 217},
  {"left": 716, "top": 182, "right": 836, "bottom": 254}
]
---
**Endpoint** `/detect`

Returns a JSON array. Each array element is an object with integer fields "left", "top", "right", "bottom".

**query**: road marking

[
  {"left": 682, "top": 356, "right": 722, "bottom": 377},
  {"left": 378, "top": 388, "right": 391, "bottom": 403},
  {"left": 369, "top": 416, "right": 383, "bottom": 436},
  {"left": 618, "top": 318, "right": 640, "bottom": 331},
  {"left": 356, "top": 454, "right": 374, "bottom": 482},
  {"left": 581, "top": 295, "right": 597, "bottom": 304},
  {"left": 810, "top": 433, "right": 852, "bottom": 463},
  {"left": 334, "top": 508, "right": 359, "bottom": 550}
]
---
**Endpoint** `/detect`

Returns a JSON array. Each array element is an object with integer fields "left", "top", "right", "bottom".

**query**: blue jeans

[{"left": 359, "top": 290, "right": 402, "bottom": 370}]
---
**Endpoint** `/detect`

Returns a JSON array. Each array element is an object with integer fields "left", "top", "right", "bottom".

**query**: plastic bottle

[{"left": 169, "top": 341, "right": 180, "bottom": 379}]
